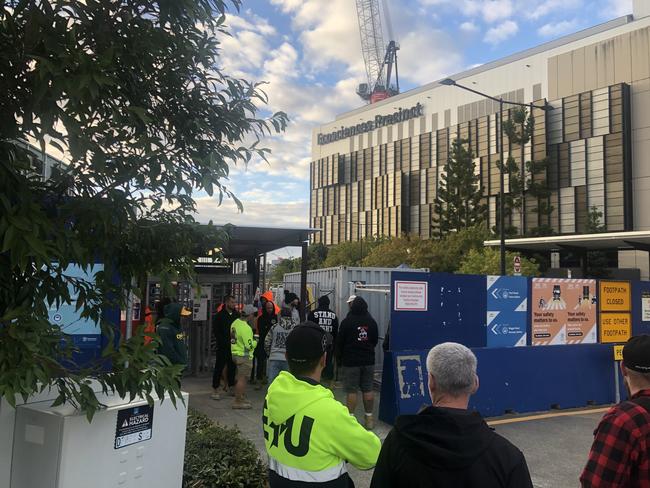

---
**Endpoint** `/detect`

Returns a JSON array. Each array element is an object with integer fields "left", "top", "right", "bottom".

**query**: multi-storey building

[{"left": 310, "top": 1, "right": 650, "bottom": 277}]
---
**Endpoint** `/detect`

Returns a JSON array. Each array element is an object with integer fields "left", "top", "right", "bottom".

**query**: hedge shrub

[{"left": 183, "top": 409, "right": 268, "bottom": 488}]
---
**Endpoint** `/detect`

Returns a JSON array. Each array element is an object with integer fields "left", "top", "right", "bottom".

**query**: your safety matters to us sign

[{"left": 114, "top": 405, "right": 154, "bottom": 449}]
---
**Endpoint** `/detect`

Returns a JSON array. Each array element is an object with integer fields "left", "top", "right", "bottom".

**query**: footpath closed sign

[
  {"left": 600, "top": 281, "right": 631, "bottom": 312},
  {"left": 394, "top": 281, "right": 428, "bottom": 311},
  {"left": 600, "top": 281, "right": 631, "bottom": 343}
]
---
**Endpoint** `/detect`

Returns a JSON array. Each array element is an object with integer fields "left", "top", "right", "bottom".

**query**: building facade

[{"left": 310, "top": 3, "right": 650, "bottom": 277}]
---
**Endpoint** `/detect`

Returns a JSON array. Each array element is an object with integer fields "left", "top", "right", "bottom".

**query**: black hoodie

[
  {"left": 370, "top": 406, "right": 533, "bottom": 488},
  {"left": 336, "top": 296, "right": 378, "bottom": 367}
]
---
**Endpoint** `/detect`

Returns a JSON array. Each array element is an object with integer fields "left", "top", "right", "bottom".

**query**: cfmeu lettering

[
  {"left": 263, "top": 401, "right": 314, "bottom": 457},
  {"left": 317, "top": 103, "right": 424, "bottom": 145}
]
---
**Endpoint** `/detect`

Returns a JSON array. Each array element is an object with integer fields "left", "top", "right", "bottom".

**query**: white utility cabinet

[{"left": 10, "top": 391, "right": 189, "bottom": 488}]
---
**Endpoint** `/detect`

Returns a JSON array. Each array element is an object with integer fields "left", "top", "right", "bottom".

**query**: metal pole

[
  {"left": 261, "top": 253, "right": 267, "bottom": 291},
  {"left": 614, "top": 360, "right": 621, "bottom": 403},
  {"left": 125, "top": 277, "right": 135, "bottom": 340},
  {"left": 300, "top": 241, "right": 308, "bottom": 322},
  {"left": 499, "top": 98, "right": 506, "bottom": 276}
]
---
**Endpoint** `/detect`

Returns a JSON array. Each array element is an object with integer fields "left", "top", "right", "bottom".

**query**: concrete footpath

[{"left": 183, "top": 375, "right": 606, "bottom": 488}]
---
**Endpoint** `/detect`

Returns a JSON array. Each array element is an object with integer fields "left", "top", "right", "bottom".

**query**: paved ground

[{"left": 183, "top": 375, "right": 607, "bottom": 488}]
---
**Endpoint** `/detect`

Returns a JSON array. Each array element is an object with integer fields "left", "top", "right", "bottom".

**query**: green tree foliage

[
  {"left": 323, "top": 238, "right": 381, "bottom": 267},
  {"left": 1, "top": 1, "right": 287, "bottom": 417},
  {"left": 433, "top": 139, "right": 486, "bottom": 236},
  {"left": 500, "top": 107, "right": 553, "bottom": 237},
  {"left": 269, "top": 258, "right": 301, "bottom": 283},
  {"left": 458, "top": 248, "right": 541, "bottom": 276},
  {"left": 359, "top": 226, "right": 492, "bottom": 272},
  {"left": 361, "top": 235, "right": 417, "bottom": 267}
]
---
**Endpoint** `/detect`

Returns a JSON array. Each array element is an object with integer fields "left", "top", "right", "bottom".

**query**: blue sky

[{"left": 194, "top": 0, "right": 633, "bottom": 259}]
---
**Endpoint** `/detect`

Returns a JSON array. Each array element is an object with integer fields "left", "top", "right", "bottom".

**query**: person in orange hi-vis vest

[
  {"left": 143, "top": 306, "right": 156, "bottom": 346},
  {"left": 258, "top": 290, "right": 280, "bottom": 317}
]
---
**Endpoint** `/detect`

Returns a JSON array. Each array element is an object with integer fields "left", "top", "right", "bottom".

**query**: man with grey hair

[{"left": 370, "top": 342, "right": 533, "bottom": 487}]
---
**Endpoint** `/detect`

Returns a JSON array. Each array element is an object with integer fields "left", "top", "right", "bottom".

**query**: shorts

[
  {"left": 342, "top": 365, "right": 374, "bottom": 393},
  {"left": 233, "top": 356, "right": 253, "bottom": 379}
]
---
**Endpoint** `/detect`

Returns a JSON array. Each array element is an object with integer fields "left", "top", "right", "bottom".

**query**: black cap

[
  {"left": 623, "top": 335, "right": 650, "bottom": 373},
  {"left": 286, "top": 322, "right": 332, "bottom": 363}
]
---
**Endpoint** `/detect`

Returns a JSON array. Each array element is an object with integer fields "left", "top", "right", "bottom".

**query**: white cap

[
  {"left": 242, "top": 304, "right": 257, "bottom": 316},
  {"left": 347, "top": 295, "right": 357, "bottom": 303}
]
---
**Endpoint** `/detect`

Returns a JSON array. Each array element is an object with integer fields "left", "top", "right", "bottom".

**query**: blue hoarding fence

[{"left": 380, "top": 272, "right": 641, "bottom": 424}]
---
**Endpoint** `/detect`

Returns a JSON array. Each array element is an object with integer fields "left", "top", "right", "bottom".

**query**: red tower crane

[{"left": 355, "top": 0, "right": 400, "bottom": 104}]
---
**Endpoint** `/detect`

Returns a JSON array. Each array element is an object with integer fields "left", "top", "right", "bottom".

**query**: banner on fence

[
  {"left": 486, "top": 276, "right": 528, "bottom": 348},
  {"left": 531, "top": 278, "right": 597, "bottom": 346}
]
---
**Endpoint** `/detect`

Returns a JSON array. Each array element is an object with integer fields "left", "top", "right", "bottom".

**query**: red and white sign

[
  {"left": 394, "top": 281, "right": 428, "bottom": 312},
  {"left": 513, "top": 255, "right": 522, "bottom": 275}
]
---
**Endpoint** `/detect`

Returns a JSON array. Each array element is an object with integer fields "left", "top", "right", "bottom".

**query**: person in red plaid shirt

[{"left": 581, "top": 335, "right": 650, "bottom": 487}]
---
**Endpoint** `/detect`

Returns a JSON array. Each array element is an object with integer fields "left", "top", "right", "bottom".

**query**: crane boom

[{"left": 355, "top": 0, "right": 400, "bottom": 103}]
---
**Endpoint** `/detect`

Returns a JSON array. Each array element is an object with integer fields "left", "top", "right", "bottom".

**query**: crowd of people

[{"left": 152, "top": 291, "right": 650, "bottom": 488}]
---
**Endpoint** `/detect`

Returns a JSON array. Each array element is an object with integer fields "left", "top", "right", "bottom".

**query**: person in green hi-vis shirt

[
  {"left": 230, "top": 304, "right": 258, "bottom": 409},
  {"left": 263, "top": 322, "right": 380, "bottom": 487}
]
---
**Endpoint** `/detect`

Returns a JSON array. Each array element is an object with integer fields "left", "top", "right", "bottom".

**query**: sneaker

[
  {"left": 364, "top": 414, "right": 375, "bottom": 430},
  {"left": 210, "top": 392, "right": 221, "bottom": 400},
  {"left": 232, "top": 400, "right": 252, "bottom": 410}
]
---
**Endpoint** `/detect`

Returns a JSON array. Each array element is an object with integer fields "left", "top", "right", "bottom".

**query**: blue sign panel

[
  {"left": 486, "top": 276, "right": 528, "bottom": 348},
  {"left": 48, "top": 264, "right": 103, "bottom": 338}
]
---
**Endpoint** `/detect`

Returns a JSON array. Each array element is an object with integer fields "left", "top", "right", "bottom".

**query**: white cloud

[
  {"left": 526, "top": 0, "right": 583, "bottom": 19},
  {"left": 396, "top": 28, "right": 464, "bottom": 85},
  {"left": 195, "top": 196, "right": 309, "bottom": 227},
  {"left": 460, "top": 21, "right": 480, "bottom": 32},
  {"left": 604, "top": 0, "right": 632, "bottom": 16},
  {"left": 481, "top": 0, "right": 514, "bottom": 22},
  {"left": 272, "top": 0, "right": 364, "bottom": 75},
  {"left": 537, "top": 19, "right": 581, "bottom": 37},
  {"left": 483, "top": 19, "right": 519, "bottom": 44}
]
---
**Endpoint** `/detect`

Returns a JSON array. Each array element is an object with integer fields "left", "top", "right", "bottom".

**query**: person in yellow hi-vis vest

[
  {"left": 230, "top": 304, "right": 258, "bottom": 409},
  {"left": 263, "top": 322, "right": 380, "bottom": 487}
]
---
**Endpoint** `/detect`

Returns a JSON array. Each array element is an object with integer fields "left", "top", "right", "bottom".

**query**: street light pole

[
  {"left": 439, "top": 77, "right": 550, "bottom": 276},
  {"left": 499, "top": 98, "right": 506, "bottom": 276}
]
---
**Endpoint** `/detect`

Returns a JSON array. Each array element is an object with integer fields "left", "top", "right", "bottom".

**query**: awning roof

[
  {"left": 218, "top": 225, "right": 317, "bottom": 259},
  {"left": 484, "top": 230, "right": 650, "bottom": 252}
]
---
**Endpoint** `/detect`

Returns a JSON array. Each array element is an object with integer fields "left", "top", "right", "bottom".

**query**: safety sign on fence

[
  {"left": 531, "top": 278, "right": 597, "bottom": 346},
  {"left": 599, "top": 281, "right": 631, "bottom": 343},
  {"left": 486, "top": 276, "right": 528, "bottom": 347}
]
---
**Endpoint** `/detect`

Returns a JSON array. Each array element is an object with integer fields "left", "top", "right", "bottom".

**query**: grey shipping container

[{"left": 283, "top": 266, "right": 429, "bottom": 374}]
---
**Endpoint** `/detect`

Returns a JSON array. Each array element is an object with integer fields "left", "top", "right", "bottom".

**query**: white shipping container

[{"left": 283, "top": 266, "right": 429, "bottom": 374}]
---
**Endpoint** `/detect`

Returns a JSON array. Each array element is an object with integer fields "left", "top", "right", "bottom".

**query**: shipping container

[{"left": 283, "top": 266, "right": 429, "bottom": 373}]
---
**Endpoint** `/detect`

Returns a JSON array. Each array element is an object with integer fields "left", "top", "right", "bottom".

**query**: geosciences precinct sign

[{"left": 317, "top": 103, "right": 424, "bottom": 145}]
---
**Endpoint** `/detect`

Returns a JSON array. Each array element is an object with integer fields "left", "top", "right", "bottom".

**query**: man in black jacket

[
  {"left": 370, "top": 342, "right": 533, "bottom": 488},
  {"left": 336, "top": 295, "right": 378, "bottom": 429},
  {"left": 211, "top": 295, "right": 237, "bottom": 400},
  {"left": 307, "top": 295, "right": 339, "bottom": 384}
]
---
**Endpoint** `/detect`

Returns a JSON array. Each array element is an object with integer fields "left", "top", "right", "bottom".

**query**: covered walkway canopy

[
  {"left": 214, "top": 225, "right": 318, "bottom": 318},
  {"left": 218, "top": 225, "right": 316, "bottom": 259},
  {"left": 484, "top": 230, "right": 650, "bottom": 275},
  {"left": 484, "top": 230, "right": 650, "bottom": 252}
]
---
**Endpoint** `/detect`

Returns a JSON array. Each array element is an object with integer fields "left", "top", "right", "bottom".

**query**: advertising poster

[
  {"left": 486, "top": 276, "right": 528, "bottom": 348},
  {"left": 531, "top": 278, "right": 597, "bottom": 346}
]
